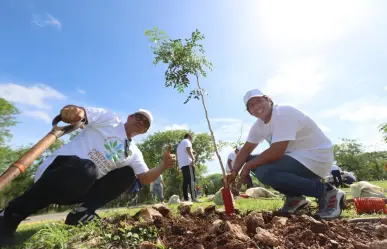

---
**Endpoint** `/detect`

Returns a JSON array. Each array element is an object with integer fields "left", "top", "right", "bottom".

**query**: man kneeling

[
  {"left": 0, "top": 105, "right": 176, "bottom": 245},
  {"left": 227, "top": 89, "right": 346, "bottom": 220}
]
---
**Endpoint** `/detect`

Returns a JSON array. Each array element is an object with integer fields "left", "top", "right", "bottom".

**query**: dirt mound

[{"left": 103, "top": 207, "right": 387, "bottom": 249}]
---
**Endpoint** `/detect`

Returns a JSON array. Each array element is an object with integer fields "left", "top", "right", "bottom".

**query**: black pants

[
  {"left": 331, "top": 170, "right": 343, "bottom": 187},
  {"left": 181, "top": 165, "right": 195, "bottom": 201},
  {"left": 5, "top": 156, "right": 136, "bottom": 219}
]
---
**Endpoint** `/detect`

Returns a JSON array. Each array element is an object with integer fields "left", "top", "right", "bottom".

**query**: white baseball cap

[
  {"left": 243, "top": 89, "right": 265, "bottom": 106},
  {"left": 135, "top": 109, "right": 153, "bottom": 127}
]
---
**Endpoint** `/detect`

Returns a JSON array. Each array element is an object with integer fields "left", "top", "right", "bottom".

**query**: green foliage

[
  {"left": 138, "top": 129, "right": 216, "bottom": 199},
  {"left": 334, "top": 138, "right": 387, "bottom": 181},
  {"left": 24, "top": 223, "right": 71, "bottom": 249},
  {"left": 198, "top": 173, "right": 224, "bottom": 195},
  {"left": 0, "top": 98, "right": 19, "bottom": 146},
  {"left": 106, "top": 225, "right": 159, "bottom": 248},
  {"left": 379, "top": 123, "right": 387, "bottom": 143},
  {"left": 145, "top": 27, "right": 212, "bottom": 104}
]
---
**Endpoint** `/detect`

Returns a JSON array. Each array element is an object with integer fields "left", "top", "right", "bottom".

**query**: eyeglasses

[{"left": 133, "top": 114, "right": 150, "bottom": 129}]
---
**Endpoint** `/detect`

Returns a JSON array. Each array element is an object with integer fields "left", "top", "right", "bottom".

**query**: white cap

[
  {"left": 237, "top": 146, "right": 242, "bottom": 150},
  {"left": 243, "top": 89, "right": 265, "bottom": 106},
  {"left": 135, "top": 109, "right": 153, "bottom": 127}
]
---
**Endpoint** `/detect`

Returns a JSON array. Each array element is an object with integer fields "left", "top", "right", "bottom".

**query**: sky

[{"left": 1, "top": 0, "right": 387, "bottom": 175}]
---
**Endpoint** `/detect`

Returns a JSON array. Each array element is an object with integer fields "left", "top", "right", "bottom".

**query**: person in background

[
  {"left": 227, "top": 89, "right": 346, "bottom": 220},
  {"left": 227, "top": 146, "right": 241, "bottom": 173},
  {"left": 331, "top": 163, "right": 343, "bottom": 188},
  {"left": 203, "top": 185, "right": 208, "bottom": 196},
  {"left": 177, "top": 134, "right": 197, "bottom": 202},
  {"left": 152, "top": 174, "right": 166, "bottom": 202},
  {"left": 341, "top": 171, "right": 356, "bottom": 185}
]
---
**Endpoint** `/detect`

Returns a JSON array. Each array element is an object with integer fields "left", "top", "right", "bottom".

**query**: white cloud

[
  {"left": 349, "top": 123, "right": 387, "bottom": 152},
  {"left": 0, "top": 83, "right": 66, "bottom": 109},
  {"left": 257, "top": 0, "right": 370, "bottom": 44},
  {"left": 24, "top": 110, "right": 52, "bottom": 123},
  {"left": 164, "top": 124, "right": 189, "bottom": 131},
  {"left": 385, "top": 86, "right": 387, "bottom": 91},
  {"left": 77, "top": 88, "right": 86, "bottom": 94},
  {"left": 32, "top": 13, "right": 61, "bottom": 29},
  {"left": 319, "top": 96, "right": 387, "bottom": 123},
  {"left": 263, "top": 57, "right": 326, "bottom": 104}
]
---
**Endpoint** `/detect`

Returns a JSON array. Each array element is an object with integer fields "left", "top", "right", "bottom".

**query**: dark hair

[{"left": 184, "top": 133, "right": 192, "bottom": 139}]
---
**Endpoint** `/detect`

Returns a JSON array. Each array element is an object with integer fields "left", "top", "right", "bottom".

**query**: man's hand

[
  {"left": 190, "top": 160, "right": 195, "bottom": 168},
  {"left": 60, "top": 105, "right": 85, "bottom": 124},
  {"left": 240, "top": 163, "right": 252, "bottom": 184},
  {"left": 162, "top": 144, "right": 176, "bottom": 170},
  {"left": 225, "top": 170, "right": 238, "bottom": 185}
]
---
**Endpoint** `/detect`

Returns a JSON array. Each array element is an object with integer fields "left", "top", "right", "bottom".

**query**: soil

[{"left": 104, "top": 206, "right": 387, "bottom": 249}]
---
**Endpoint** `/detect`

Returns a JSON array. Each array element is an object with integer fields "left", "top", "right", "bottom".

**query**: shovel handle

[
  {"left": 0, "top": 115, "right": 85, "bottom": 191},
  {"left": 50, "top": 115, "right": 86, "bottom": 138}
]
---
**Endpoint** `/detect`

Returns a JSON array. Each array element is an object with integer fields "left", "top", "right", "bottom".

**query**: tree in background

[
  {"left": 145, "top": 28, "right": 228, "bottom": 177},
  {"left": 0, "top": 98, "right": 20, "bottom": 173},
  {"left": 379, "top": 123, "right": 387, "bottom": 143},
  {"left": 334, "top": 138, "right": 387, "bottom": 181},
  {"left": 0, "top": 98, "right": 66, "bottom": 208},
  {"left": 0, "top": 98, "right": 19, "bottom": 147}
]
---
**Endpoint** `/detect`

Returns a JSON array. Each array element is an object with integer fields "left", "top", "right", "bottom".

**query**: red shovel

[
  {"left": 218, "top": 163, "right": 235, "bottom": 216},
  {"left": 221, "top": 180, "right": 235, "bottom": 215},
  {"left": 0, "top": 114, "right": 85, "bottom": 192}
]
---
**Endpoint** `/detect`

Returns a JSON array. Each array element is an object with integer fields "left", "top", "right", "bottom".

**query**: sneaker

[
  {"left": 0, "top": 209, "right": 24, "bottom": 246},
  {"left": 65, "top": 206, "right": 100, "bottom": 226},
  {"left": 314, "top": 183, "right": 346, "bottom": 220},
  {"left": 277, "top": 196, "right": 312, "bottom": 214}
]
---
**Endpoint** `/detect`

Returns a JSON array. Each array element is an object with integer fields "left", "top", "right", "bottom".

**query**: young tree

[{"left": 144, "top": 28, "right": 227, "bottom": 176}]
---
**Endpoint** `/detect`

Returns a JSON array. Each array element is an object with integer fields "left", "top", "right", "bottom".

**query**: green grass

[{"left": 6, "top": 180, "right": 387, "bottom": 248}]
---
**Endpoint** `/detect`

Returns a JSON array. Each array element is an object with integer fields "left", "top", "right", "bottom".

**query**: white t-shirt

[
  {"left": 227, "top": 151, "right": 236, "bottom": 173},
  {"left": 34, "top": 107, "right": 149, "bottom": 182},
  {"left": 331, "top": 164, "right": 341, "bottom": 171},
  {"left": 177, "top": 138, "right": 193, "bottom": 168},
  {"left": 246, "top": 105, "right": 334, "bottom": 178}
]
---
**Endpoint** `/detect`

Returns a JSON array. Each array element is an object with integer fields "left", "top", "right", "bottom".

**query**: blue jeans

[
  {"left": 250, "top": 155, "right": 325, "bottom": 198},
  {"left": 153, "top": 185, "right": 164, "bottom": 202}
]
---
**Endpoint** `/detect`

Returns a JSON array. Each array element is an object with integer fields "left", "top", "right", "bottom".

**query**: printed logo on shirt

[
  {"left": 103, "top": 137, "right": 125, "bottom": 162},
  {"left": 87, "top": 137, "right": 127, "bottom": 175}
]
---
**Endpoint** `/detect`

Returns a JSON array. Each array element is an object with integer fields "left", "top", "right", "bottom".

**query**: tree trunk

[{"left": 195, "top": 73, "right": 226, "bottom": 176}]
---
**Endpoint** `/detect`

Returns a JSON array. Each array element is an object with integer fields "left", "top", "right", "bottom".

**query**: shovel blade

[{"left": 221, "top": 187, "right": 235, "bottom": 215}]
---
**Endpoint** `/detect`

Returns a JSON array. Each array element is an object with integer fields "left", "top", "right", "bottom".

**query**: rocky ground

[{"left": 99, "top": 202, "right": 387, "bottom": 249}]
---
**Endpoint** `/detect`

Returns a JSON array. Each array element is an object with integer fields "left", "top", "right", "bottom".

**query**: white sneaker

[
  {"left": 314, "top": 184, "right": 346, "bottom": 220},
  {"left": 277, "top": 196, "right": 311, "bottom": 214}
]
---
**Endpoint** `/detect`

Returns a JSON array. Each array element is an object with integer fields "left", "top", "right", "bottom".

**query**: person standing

[
  {"left": 331, "top": 163, "right": 343, "bottom": 188},
  {"left": 177, "top": 133, "right": 196, "bottom": 202},
  {"left": 152, "top": 174, "right": 165, "bottom": 202},
  {"left": 227, "top": 89, "right": 346, "bottom": 220}
]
